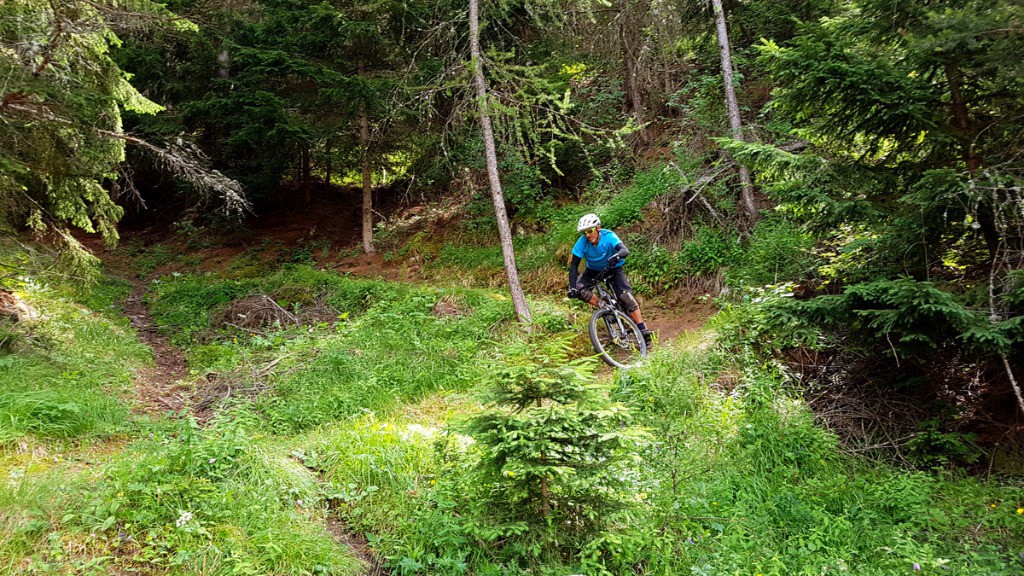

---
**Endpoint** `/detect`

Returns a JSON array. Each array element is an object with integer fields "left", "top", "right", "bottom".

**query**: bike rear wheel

[{"left": 588, "top": 309, "right": 647, "bottom": 368}]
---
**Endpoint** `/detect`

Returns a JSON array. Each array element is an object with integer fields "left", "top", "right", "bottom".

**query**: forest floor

[
  {"left": 84, "top": 192, "right": 714, "bottom": 431},
  {"left": 75, "top": 197, "right": 713, "bottom": 573}
]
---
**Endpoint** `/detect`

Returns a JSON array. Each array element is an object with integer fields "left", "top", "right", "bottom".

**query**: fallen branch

[{"left": 667, "top": 162, "right": 729, "bottom": 227}]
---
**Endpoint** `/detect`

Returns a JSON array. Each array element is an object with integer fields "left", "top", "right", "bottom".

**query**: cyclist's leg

[
  {"left": 609, "top": 269, "right": 640, "bottom": 316},
  {"left": 611, "top": 269, "right": 652, "bottom": 345},
  {"left": 576, "top": 268, "right": 600, "bottom": 307}
]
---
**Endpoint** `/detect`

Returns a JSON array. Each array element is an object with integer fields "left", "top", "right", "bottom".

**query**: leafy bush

[
  {"left": 457, "top": 334, "right": 648, "bottom": 551},
  {"left": 498, "top": 148, "right": 550, "bottom": 219},
  {"left": 727, "top": 216, "right": 818, "bottom": 287},
  {"left": 711, "top": 286, "right": 828, "bottom": 356},
  {"left": 841, "top": 278, "right": 981, "bottom": 356},
  {"left": 601, "top": 167, "right": 680, "bottom": 229},
  {"left": 627, "top": 227, "right": 739, "bottom": 293}
]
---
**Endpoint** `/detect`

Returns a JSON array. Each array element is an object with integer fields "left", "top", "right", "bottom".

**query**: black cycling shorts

[{"left": 575, "top": 266, "right": 633, "bottom": 301}]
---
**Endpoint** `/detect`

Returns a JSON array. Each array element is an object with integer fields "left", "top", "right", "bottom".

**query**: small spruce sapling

[{"left": 461, "top": 333, "right": 648, "bottom": 541}]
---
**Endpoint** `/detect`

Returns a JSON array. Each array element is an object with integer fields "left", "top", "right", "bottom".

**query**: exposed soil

[
  {"left": 325, "top": 517, "right": 390, "bottom": 576},
  {"left": 122, "top": 275, "right": 189, "bottom": 415}
]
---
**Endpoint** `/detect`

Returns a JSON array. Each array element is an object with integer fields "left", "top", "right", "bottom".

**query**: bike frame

[{"left": 584, "top": 268, "right": 646, "bottom": 368}]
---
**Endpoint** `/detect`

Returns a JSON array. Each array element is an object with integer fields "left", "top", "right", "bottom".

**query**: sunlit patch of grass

[
  {"left": 293, "top": 398, "right": 470, "bottom": 571},
  {"left": 36, "top": 408, "right": 369, "bottom": 576},
  {"left": 0, "top": 284, "right": 150, "bottom": 444},
  {"left": 399, "top": 391, "right": 481, "bottom": 426},
  {"left": 256, "top": 284, "right": 513, "bottom": 432}
]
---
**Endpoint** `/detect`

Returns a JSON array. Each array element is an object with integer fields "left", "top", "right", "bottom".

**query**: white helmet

[{"left": 576, "top": 213, "right": 601, "bottom": 232}]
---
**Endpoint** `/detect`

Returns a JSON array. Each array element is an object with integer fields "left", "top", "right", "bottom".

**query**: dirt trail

[
  {"left": 123, "top": 275, "right": 189, "bottom": 414},
  {"left": 336, "top": 251, "right": 717, "bottom": 345}
]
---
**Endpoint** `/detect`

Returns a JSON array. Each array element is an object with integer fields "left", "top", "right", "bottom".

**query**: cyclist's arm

[
  {"left": 602, "top": 243, "right": 630, "bottom": 271},
  {"left": 569, "top": 254, "right": 583, "bottom": 287}
]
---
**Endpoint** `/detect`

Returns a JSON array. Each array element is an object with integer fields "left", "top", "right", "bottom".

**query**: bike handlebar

[{"left": 581, "top": 265, "right": 616, "bottom": 290}]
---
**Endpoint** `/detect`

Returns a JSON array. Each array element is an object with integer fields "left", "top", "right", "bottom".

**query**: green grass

[
  {"left": 2, "top": 242, "right": 1021, "bottom": 576},
  {"left": 0, "top": 283, "right": 150, "bottom": 443},
  {"left": 255, "top": 283, "right": 515, "bottom": 431}
]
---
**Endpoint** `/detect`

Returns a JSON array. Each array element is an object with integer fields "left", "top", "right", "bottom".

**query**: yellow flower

[
  {"left": 990, "top": 503, "right": 997, "bottom": 508},
  {"left": 430, "top": 479, "right": 436, "bottom": 486},
  {"left": 1017, "top": 508, "right": 1023, "bottom": 515}
]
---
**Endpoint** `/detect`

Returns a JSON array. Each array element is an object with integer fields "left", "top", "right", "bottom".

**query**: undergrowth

[
  {"left": 1, "top": 242, "right": 1021, "bottom": 576},
  {"left": 0, "top": 256, "right": 149, "bottom": 443}
]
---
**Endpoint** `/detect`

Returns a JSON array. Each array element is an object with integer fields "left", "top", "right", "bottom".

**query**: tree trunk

[
  {"left": 359, "top": 85, "right": 375, "bottom": 254},
  {"left": 469, "top": 0, "right": 532, "bottom": 324},
  {"left": 301, "top": 146, "right": 312, "bottom": 206},
  {"left": 217, "top": 49, "right": 230, "bottom": 79},
  {"left": 618, "top": 0, "right": 649, "bottom": 144},
  {"left": 324, "top": 139, "right": 332, "bottom": 195},
  {"left": 946, "top": 62, "right": 998, "bottom": 262},
  {"left": 360, "top": 116, "right": 374, "bottom": 254},
  {"left": 711, "top": 0, "right": 757, "bottom": 222}
]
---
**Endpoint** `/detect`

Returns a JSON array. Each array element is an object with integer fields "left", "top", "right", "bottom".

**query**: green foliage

[
  {"left": 628, "top": 227, "right": 740, "bottom": 293},
  {"left": 842, "top": 278, "right": 981, "bottom": 354},
  {"left": 458, "top": 334, "right": 648, "bottom": 550},
  {"left": 728, "top": 217, "right": 818, "bottom": 287},
  {"left": 708, "top": 0, "right": 1024, "bottom": 460},
  {"left": 712, "top": 286, "right": 827, "bottom": 356},
  {"left": 498, "top": 147, "right": 551, "bottom": 219},
  {"left": 906, "top": 419, "right": 980, "bottom": 469},
  {"left": 0, "top": 0, "right": 190, "bottom": 253},
  {"left": 600, "top": 167, "right": 680, "bottom": 229}
]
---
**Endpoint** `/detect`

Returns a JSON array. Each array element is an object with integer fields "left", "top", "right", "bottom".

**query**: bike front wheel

[{"left": 588, "top": 309, "right": 647, "bottom": 368}]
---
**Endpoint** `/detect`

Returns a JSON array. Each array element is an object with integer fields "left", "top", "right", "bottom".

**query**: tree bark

[
  {"left": 469, "top": 0, "right": 532, "bottom": 324},
  {"left": 946, "top": 62, "right": 999, "bottom": 263},
  {"left": 359, "top": 91, "right": 375, "bottom": 254},
  {"left": 711, "top": 0, "right": 757, "bottom": 221},
  {"left": 301, "top": 146, "right": 312, "bottom": 206},
  {"left": 618, "top": 0, "right": 649, "bottom": 144},
  {"left": 324, "top": 139, "right": 332, "bottom": 194}
]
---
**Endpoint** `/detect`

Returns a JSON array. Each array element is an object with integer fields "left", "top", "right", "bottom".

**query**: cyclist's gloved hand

[
  {"left": 567, "top": 288, "right": 580, "bottom": 299},
  {"left": 607, "top": 254, "right": 621, "bottom": 267}
]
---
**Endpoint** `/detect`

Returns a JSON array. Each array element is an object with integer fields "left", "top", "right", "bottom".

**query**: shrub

[
  {"left": 457, "top": 334, "right": 648, "bottom": 552},
  {"left": 728, "top": 217, "right": 817, "bottom": 287},
  {"left": 601, "top": 167, "right": 680, "bottom": 229}
]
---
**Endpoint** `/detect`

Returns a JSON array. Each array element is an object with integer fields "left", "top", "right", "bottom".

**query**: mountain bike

[{"left": 583, "top": 268, "right": 648, "bottom": 369}]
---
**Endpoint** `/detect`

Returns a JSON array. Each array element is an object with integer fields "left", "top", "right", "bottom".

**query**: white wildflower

[{"left": 175, "top": 510, "right": 193, "bottom": 528}]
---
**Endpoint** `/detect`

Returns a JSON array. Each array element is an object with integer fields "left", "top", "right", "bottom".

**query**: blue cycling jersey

[{"left": 572, "top": 229, "right": 624, "bottom": 271}]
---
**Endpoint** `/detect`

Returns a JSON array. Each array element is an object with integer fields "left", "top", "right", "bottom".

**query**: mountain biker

[{"left": 567, "top": 213, "right": 653, "bottom": 347}]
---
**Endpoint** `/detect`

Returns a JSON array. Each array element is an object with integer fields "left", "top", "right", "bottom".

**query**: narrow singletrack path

[{"left": 123, "top": 276, "right": 189, "bottom": 415}]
